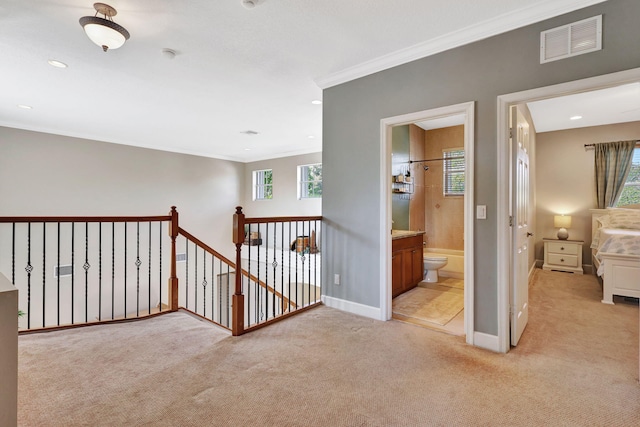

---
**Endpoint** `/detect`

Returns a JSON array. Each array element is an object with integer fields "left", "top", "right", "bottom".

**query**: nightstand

[{"left": 542, "top": 239, "right": 584, "bottom": 274}]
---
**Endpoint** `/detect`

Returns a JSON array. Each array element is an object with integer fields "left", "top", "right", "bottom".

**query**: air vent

[
  {"left": 176, "top": 252, "right": 187, "bottom": 262},
  {"left": 540, "top": 15, "right": 602, "bottom": 64},
  {"left": 54, "top": 264, "right": 74, "bottom": 278}
]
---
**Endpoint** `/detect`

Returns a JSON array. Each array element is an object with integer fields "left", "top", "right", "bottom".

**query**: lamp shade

[
  {"left": 79, "top": 4, "right": 130, "bottom": 52},
  {"left": 554, "top": 215, "right": 572, "bottom": 228},
  {"left": 80, "top": 16, "right": 129, "bottom": 51}
]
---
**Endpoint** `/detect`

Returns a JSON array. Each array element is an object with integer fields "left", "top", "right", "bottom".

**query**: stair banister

[{"left": 232, "top": 206, "right": 245, "bottom": 336}]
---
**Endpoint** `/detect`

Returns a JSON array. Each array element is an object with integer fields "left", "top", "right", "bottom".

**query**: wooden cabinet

[
  {"left": 542, "top": 239, "right": 583, "bottom": 274},
  {"left": 392, "top": 234, "right": 424, "bottom": 298}
]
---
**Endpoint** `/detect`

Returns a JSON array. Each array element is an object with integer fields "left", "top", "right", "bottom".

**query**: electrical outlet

[{"left": 334, "top": 274, "right": 340, "bottom": 285}]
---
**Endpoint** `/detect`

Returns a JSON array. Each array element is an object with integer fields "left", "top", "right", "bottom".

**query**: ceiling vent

[{"left": 540, "top": 15, "right": 602, "bottom": 64}]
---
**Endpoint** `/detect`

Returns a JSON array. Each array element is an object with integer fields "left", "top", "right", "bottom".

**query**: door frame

[
  {"left": 380, "top": 101, "right": 475, "bottom": 345},
  {"left": 496, "top": 67, "right": 640, "bottom": 353}
]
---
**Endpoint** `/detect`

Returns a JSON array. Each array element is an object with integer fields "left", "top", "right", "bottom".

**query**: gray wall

[
  {"left": 322, "top": 0, "right": 640, "bottom": 335},
  {"left": 0, "top": 127, "right": 244, "bottom": 258}
]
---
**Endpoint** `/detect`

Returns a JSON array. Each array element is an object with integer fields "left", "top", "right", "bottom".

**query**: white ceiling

[
  {"left": 527, "top": 83, "right": 640, "bottom": 133},
  {"left": 0, "top": 0, "right": 608, "bottom": 162}
]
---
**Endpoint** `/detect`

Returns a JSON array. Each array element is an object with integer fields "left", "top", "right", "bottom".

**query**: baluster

[
  {"left": 272, "top": 222, "right": 276, "bottom": 318},
  {"left": 99, "top": 222, "right": 102, "bottom": 321},
  {"left": 202, "top": 248, "right": 207, "bottom": 318},
  {"left": 111, "top": 222, "right": 115, "bottom": 320},
  {"left": 295, "top": 221, "right": 299, "bottom": 307},
  {"left": 12, "top": 223, "right": 15, "bottom": 287},
  {"left": 57, "top": 222, "right": 60, "bottom": 326},
  {"left": 185, "top": 237, "right": 189, "bottom": 309},
  {"left": 84, "top": 222, "right": 89, "bottom": 323},
  {"left": 159, "top": 221, "right": 162, "bottom": 312},
  {"left": 25, "top": 223, "right": 32, "bottom": 328},
  {"left": 288, "top": 222, "right": 292, "bottom": 313},
  {"left": 135, "top": 221, "right": 141, "bottom": 318},
  {"left": 39, "top": 223, "right": 44, "bottom": 330},
  {"left": 195, "top": 242, "right": 198, "bottom": 313},
  {"left": 124, "top": 222, "right": 127, "bottom": 318},
  {"left": 71, "top": 222, "right": 75, "bottom": 324},
  {"left": 148, "top": 222, "right": 151, "bottom": 315}
]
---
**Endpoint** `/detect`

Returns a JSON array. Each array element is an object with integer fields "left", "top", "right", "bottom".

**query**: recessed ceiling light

[
  {"left": 47, "top": 59, "right": 68, "bottom": 68},
  {"left": 307, "top": 135, "right": 315, "bottom": 139},
  {"left": 570, "top": 115, "right": 583, "bottom": 120},
  {"left": 244, "top": 148, "right": 251, "bottom": 151},
  {"left": 240, "top": 130, "right": 259, "bottom": 135},
  {"left": 311, "top": 100, "right": 322, "bottom": 105},
  {"left": 17, "top": 104, "right": 32, "bottom": 110}
]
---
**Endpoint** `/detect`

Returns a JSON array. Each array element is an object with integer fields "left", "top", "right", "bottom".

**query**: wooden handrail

[
  {"left": 244, "top": 215, "right": 322, "bottom": 224},
  {"left": 178, "top": 223, "right": 296, "bottom": 322},
  {"left": 0, "top": 215, "right": 171, "bottom": 223},
  {"left": 177, "top": 227, "right": 235, "bottom": 266}
]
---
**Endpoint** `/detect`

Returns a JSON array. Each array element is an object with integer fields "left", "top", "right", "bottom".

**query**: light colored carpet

[
  {"left": 18, "top": 268, "right": 640, "bottom": 426},
  {"left": 392, "top": 286, "right": 464, "bottom": 325}
]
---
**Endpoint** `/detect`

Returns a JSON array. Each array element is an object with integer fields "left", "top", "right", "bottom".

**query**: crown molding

[{"left": 315, "top": 0, "right": 607, "bottom": 89}]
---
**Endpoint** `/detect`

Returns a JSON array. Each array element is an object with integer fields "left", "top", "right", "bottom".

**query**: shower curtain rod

[{"left": 408, "top": 156, "right": 464, "bottom": 164}]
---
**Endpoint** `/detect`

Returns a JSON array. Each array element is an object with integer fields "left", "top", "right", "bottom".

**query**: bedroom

[{"left": 528, "top": 86, "right": 640, "bottom": 301}]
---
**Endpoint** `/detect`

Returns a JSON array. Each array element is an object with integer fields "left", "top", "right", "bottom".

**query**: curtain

[{"left": 594, "top": 140, "right": 636, "bottom": 208}]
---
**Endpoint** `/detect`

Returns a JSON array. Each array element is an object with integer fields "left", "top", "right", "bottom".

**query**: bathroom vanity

[{"left": 391, "top": 230, "right": 425, "bottom": 298}]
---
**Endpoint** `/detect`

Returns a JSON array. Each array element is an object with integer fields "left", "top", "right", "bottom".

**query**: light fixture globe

[{"left": 79, "top": 3, "right": 130, "bottom": 52}]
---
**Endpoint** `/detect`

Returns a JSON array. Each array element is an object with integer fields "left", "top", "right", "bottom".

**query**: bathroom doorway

[{"left": 380, "top": 102, "right": 475, "bottom": 345}]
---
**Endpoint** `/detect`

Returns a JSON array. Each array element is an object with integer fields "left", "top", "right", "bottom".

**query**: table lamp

[{"left": 554, "top": 215, "right": 571, "bottom": 240}]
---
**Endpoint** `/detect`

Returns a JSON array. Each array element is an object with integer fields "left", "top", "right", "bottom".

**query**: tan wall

[
  {"left": 423, "top": 125, "right": 464, "bottom": 250},
  {"left": 242, "top": 152, "right": 322, "bottom": 217},
  {"left": 409, "top": 125, "right": 425, "bottom": 234},
  {"left": 535, "top": 121, "right": 640, "bottom": 265},
  {"left": 0, "top": 127, "right": 244, "bottom": 258}
]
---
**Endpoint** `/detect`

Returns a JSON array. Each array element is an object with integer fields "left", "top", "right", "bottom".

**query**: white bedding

[{"left": 594, "top": 229, "right": 640, "bottom": 276}]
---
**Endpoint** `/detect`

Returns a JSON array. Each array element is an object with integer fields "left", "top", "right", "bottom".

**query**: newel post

[
  {"left": 232, "top": 206, "right": 245, "bottom": 336},
  {"left": 168, "top": 206, "right": 179, "bottom": 311}
]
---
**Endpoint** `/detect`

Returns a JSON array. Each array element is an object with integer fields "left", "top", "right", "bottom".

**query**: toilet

[{"left": 423, "top": 256, "right": 448, "bottom": 283}]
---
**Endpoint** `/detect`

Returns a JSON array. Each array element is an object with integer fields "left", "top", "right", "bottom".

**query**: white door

[{"left": 510, "top": 106, "right": 530, "bottom": 346}]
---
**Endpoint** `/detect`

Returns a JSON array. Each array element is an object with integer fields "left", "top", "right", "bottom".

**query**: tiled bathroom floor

[{"left": 392, "top": 277, "right": 465, "bottom": 336}]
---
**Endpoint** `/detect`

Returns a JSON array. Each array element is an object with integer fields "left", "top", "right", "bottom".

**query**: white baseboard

[
  {"left": 473, "top": 331, "right": 501, "bottom": 353},
  {"left": 321, "top": 295, "right": 383, "bottom": 320}
]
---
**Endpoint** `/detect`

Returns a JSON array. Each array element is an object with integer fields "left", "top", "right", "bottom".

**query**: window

[
  {"left": 443, "top": 148, "right": 465, "bottom": 196},
  {"left": 253, "top": 169, "right": 273, "bottom": 201},
  {"left": 298, "top": 163, "right": 322, "bottom": 199},
  {"left": 616, "top": 147, "right": 640, "bottom": 206}
]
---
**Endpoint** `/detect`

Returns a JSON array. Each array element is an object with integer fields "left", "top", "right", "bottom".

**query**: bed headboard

[{"left": 590, "top": 204, "right": 640, "bottom": 239}]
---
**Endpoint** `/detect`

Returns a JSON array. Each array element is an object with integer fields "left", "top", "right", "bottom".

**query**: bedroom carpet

[{"left": 17, "top": 268, "right": 640, "bottom": 426}]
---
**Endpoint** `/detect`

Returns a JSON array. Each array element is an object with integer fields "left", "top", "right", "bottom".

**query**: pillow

[{"left": 606, "top": 208, "right": 640, "bottom": 230}]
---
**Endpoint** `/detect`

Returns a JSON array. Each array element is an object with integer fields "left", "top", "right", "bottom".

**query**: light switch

[{"left": 476, "top": 205, "right": 487, "bottom": 219}]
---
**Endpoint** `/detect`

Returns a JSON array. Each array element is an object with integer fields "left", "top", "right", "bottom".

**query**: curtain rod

[{"left": 584, "top": 140, "right": 640, "bottom": 149}]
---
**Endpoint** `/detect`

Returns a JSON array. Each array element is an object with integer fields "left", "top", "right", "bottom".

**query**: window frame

[
  {"left": 252, "top": 169, "right": 273, "bottom": 201},
  {"left": 297, "top": 163, "right": 322, "bottom": 200},
  {"left": 443, "top": 147, "right": 465, "bottom": 197},
  {"left": 615, "top": 146, "right": 640, "bottom": 206}
]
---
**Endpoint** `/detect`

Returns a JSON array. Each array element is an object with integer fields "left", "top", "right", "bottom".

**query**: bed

[{"left": 590, "top": 204, "right": 640, "bottom": 304}]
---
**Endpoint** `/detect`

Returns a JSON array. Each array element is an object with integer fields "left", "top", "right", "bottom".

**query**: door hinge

[
  {"left": 509, "top": 128, "right": 513, "bottom": 139},
  {"left": 509, "top": 216, "right": 513, "bottom": 227}
]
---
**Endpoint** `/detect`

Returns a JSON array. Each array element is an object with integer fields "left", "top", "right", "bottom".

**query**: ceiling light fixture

[
  {"left": 47, "top": 59, "right": 68, "bottom": 68},
  {"left": 79, "top": 3, "right": 130, "bottom": 52},
  {"left": 17, "top": 104, "right": 33, "bottom": 110},
  {"left": 161, "top": 48, "right": 176, "bottom": 60},
  {"left": 570, "top": 115, "right": 583, "bottom": 120},
  {"left": 242, "top": 0, "right": 257, "bottom": 9},
  {"left": 311, "top": 100, "right": 322, "bottom": 105}
]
